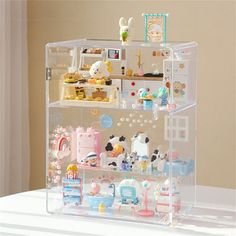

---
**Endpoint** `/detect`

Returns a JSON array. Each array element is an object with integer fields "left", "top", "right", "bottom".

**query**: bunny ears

[{"left": 119, "top": 17, "right": 134, "bottom": 28}]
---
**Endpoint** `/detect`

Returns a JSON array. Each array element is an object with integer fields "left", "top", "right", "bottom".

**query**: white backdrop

[{"left": 0, "top": 0, "right": 29, "bottom": 196}]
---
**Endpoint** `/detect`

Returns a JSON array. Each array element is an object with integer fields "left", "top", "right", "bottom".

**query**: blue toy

[
  {"left": 163, "top": 159, "right": 194, "bottom": 176},
  {"left": 62, "top": 177, "right": 83, "bottom": 206},
  {"left": 118, "top": 179, "right": 140, "bottom": 205},
  {"left": 86, "top": 183, "right": 115, "bottom": 209},
  {"left": 143, "top": 99, "right": 153, "bottom": 110},
  {"left": 158, "top": 87, "right": 168, "bottom": 106}
]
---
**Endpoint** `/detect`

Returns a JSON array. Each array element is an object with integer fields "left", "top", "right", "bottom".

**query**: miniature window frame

[
  {"left": 142, "top": 13, "right": 168, "bottom": 44},
  {"left": 164, "top": 115, "right": 189, "bottom": 142}
]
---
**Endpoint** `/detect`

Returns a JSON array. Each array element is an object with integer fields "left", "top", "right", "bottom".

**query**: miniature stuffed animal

[
  {"left": 89, "top": 61, "right": 112, "bottom": 84},
  {"left": 119, "top": 17, "right": 134, "bottom": 45}
]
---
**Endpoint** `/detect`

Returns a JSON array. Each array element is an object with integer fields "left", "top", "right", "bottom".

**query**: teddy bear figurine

[{"left": 119, "top": 17, "right": 134, "bottom": 45}]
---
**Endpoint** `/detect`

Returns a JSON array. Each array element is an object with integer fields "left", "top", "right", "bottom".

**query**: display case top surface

[{"left": 46, "top": 39, "right": 197, "bottom": 50}]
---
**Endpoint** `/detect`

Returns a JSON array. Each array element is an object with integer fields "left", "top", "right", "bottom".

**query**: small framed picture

[
  {"left": 143, "top": 13, "right": 168, "bottom": 43},
  {"left": 105, "top": 48, "right": 122, "bottom": 61}
]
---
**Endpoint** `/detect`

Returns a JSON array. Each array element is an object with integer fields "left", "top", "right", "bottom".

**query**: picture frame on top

[{"left": 142, "top": 13, "right": 168, "bottom": 44}]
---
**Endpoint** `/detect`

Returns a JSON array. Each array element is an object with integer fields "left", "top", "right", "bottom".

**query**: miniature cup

[{"left": 126, "top": 69, "right": 133, "bottom": 76}]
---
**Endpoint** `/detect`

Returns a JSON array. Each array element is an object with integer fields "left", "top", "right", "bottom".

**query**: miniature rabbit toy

[{"left": 119, "top": 17, "right": 134, "bottom": 45}]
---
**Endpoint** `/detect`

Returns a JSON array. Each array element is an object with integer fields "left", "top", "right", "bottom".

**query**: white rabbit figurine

[{"left": 119, "top": 17, "right": 134, "bottom": 45}]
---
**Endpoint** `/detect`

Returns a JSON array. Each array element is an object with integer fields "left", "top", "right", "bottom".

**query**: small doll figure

[
  {"left": 120, "top": 159, "right": 129, "bottom": 171},
  {"left": 119, "top": 17, "right": 134, "bottom": 45},
  {"left": 158, "top": 87, "right": 168, "bottom": 106},
  {"left": 136, "top": 88, "right": 158, "bottom": 109},
  {"left": 66, "top": 164, "right": 78, "bottom": 179},
  {"left": 88, "top": 61, "right": 112, "bottom": 85},
  {"left": 138, "top": 155, "right": 149, "bottom": 172},
  {"left": 85, "top": 152, "right": 98, "bottom": 167}
]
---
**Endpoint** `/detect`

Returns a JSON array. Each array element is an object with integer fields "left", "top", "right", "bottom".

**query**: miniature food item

[{"left": 63, "top": 72, "right": 82, "bottom": 83}]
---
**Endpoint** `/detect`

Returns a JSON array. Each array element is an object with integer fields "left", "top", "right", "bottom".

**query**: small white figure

[
  {"left": 119, "top": 17, "right": 134, "bottom": 45},
  {"left": 89, "top": 61, "right": 110, "bottom": 79}
]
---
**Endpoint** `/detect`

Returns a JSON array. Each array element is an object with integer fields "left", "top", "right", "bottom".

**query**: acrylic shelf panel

[{"left": 46, "top": 39, "right": 197, "bottom": 226}]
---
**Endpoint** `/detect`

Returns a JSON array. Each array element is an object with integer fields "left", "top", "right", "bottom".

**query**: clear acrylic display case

[{"left": 46, "top": 39, "right": 197, "bottom": 225}]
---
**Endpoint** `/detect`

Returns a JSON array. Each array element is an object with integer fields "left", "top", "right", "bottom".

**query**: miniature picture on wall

[{"left": 143, "top": 13, "right": 168, "bottom": 43}]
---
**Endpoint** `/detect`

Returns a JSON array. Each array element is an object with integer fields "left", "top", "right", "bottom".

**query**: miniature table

[{"left": 0, "top": 188, "right": 235, "bottom": 236}]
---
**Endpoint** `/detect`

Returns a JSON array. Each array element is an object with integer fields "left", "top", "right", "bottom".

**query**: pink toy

[
  {"left": 90, "top": 182, "right": 101, "bottom": 195},
  {"left": 71, "top": 127, "right": 101, "bottom": 163},
  {"left": 49, "top": 126, "right": 72, "bottom": 185},
  {"left": 137, "top": 180, "right": 154, "bottom": 217},
  {"left": 154, "top": 178, "right": 181, "bottom": 214}
]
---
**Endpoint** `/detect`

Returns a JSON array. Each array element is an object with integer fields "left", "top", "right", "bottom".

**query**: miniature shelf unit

[{"left": 46, "top": 39, "right": 197, "bottom": 225}]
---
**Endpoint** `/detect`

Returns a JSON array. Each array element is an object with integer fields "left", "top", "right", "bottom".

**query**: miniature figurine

[
  {"left": 98, "top": 203, "right": 106, "bottom": 212},
  {"left": 126, "top": 151, "right": 138, "bottom": 170},
  {"left": 137, "top": 180, "right": 154, "bottom": 217},
  {"left": 66, "top": 164, "right": 78, "bottom": 179},
  {"left": 158, "top": 87, "right": 168, "bottom": 106},
  {"left": 88, "top": 61, "right": 112, "bottom": 85},
  {"left": 119, "top": 17, "right": 134, "bottom": 45},
  {"left": 120, "top": 159, "right": 130, "bottom": 171},
  {"left": 131, "top": 131, "right": 150, "bottom": 158},
  {"left": 137, "top": 88, "right": 157, "bottom": 109},
  {"left": 62, "top": 163, "right": 82, "bottom": 206},
  {"left": 150, "top": 149, "right": 167, "bottom": 172},
  {"left": 138, "top": 155, "right": 149, "bottom": 172},
  {"left": 89, "top": 182, "right": 101, "bottom": 196},
  {"left": 84, "top": 152, "right": 98, "bottom": 167}
]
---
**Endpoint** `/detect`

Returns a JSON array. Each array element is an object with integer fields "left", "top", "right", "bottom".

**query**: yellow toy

[
  {"left": 138, "top": 156, "right": 149, "bottom": 172},
  {"left": 98, "top": 202, "right": 106, "bottom": 212},
  {"left": 66, "top": 164, "right": 78, "bottom": 179}
]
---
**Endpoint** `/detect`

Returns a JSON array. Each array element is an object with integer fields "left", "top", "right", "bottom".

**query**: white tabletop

[{"left": 0, "top": 189, "right": 235, "bottom": 236}]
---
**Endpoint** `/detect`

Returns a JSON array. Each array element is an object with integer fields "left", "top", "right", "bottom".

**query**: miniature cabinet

[{"left": 46, "top": 39, "right": 197, "bottom": 225}]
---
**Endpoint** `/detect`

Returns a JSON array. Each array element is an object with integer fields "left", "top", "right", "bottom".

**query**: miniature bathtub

[{"left": 86, "top": 194, "right": 115, "bottom": 208}]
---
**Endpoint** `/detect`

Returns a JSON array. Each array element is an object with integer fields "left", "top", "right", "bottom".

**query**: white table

[{"left": 0, "top": 189, "right": 235, "bottom": 236}]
